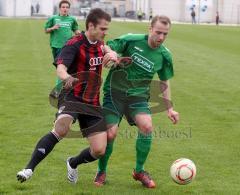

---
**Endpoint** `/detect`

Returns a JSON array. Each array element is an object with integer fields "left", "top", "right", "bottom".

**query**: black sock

[
  {"left": 69, "top": 147, "right": 97, "bottom": 169},
  {"left": 26, "top": 132, "right": 60, "bottom": 171}
]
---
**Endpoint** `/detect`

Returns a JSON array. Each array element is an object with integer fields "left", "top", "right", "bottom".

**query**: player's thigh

[
  {"left": 128, "top": 101, "right": 153, "bottom": 134},
  {"left": 87, "top": 131, "right": 107, "bottom": 157},
  {"left": 126, "top": 101, "right": 151, "bottom": 126},
  {"left": 78, "top": 114, "right": 107, "bottom": 137},
  {"left": 103, "top": 93, "right": 124, "bottom": 129}
]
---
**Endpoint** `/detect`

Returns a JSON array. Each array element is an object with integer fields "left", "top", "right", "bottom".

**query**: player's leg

[
  {"left": 132, "top": 112, "right": 156, "bottom": 188},
  {"left": 134, "top": 113, "right": 153, "bottom": 173},
  {"left": 126, "top": 99, "right": 156, "bottom": 188},
  {"left": 94, "top": 124, "right": 118, "bottom": 186},
  {"left": 67, "top": 131, "right": 107, "bottom": 183},
  {"left": 94, "top": 94, "right": 123, "bottom": 186},
  {"left": 66, "top": 114, "right": 108, "bottom": 183},
  {"left": 17, "top": 114, "right": 73, "bottom": 183}
]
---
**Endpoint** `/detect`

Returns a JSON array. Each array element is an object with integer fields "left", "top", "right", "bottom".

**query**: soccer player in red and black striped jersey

[{"left": 17, "top": 8, "right": 118, "bottom": 184}]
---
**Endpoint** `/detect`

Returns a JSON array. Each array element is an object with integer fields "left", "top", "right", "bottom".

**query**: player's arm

[
  {"left": 57, "top": 64, "right": 78, "bottom": 89},
  {"left": 55, "top": 42, "right": 79, "bottom": 89},
  {"left": 56, "top": 64, "right": 70, "bottom": 80},
  {"left": 44, "top": 17, "right": 60, "bottom": 34},
  {"left": 160, "top": 80, "right": 179, "bottom": 124},
  {"left": 102, "top": 45, "right": 118, "bottom": 68},
  {"left": 103, "top": 40, "right": 132, "bottom": 68},
  {"left": 45, "top": 25, "right": 60, "bottom": 33}
]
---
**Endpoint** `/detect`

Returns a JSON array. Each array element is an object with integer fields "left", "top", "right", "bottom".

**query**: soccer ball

[{"left": 170, "top": 158, "right": 196, "bottom": 185}]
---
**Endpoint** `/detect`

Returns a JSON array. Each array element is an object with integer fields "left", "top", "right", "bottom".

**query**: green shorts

[
  {"left": 103, "top": 93, "right": 151, "bottom": 126},
  {"left": 51, "top": 47, "right": 62, "bottom": 60}
]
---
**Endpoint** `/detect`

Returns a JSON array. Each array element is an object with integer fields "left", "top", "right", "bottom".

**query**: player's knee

[
  {"left": 54, "top": 127, "right": 69, "bottom": 138},
  {"left": 139, "top": 123, "right": 153, "bottom": 134},
  {"left": 91, "top": 147, "right": 106, "bottom": 158},
  {"left": 107, "top": 125, "right": 118, "bottom": 141},
  {"left": 53, "top": 115, "right": 73, "bottom": 138},
  {"left": 107, "top": 131, "right": 117, "bottom": 141},
  {"left": 54, "top": 123, "right": 70, "bottom": 138}
]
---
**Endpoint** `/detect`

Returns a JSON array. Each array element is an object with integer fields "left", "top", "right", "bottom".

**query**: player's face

[
  {"left": 148, "top": 21, "right": 170, "bottom": 48},
  {"left": 92, "top": 19, "right": 109, "bottom": 41},
  {"left": 59, "top": 3, "right": 70, "bottom": 16}
]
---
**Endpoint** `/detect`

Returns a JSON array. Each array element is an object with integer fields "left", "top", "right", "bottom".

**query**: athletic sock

[
  {"left": 26, "top": 132, "right": 60, "bottom": 171},
  {"left": 135, "top": 131, "right": 152, "bottom": 173},
  {"left": 69, "top": 147, "right": 97, "bottom": 169},
  {"left": 97, "top": 141, "right": 114, "bottom": 172}
]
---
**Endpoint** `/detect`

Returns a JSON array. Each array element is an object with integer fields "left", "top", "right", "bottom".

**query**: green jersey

[
  {"left": 104, "top": 33, "right": 174, "bottom": 98},
  {"left": 45, "top": 15, "right": 79, "bottom": 48}
]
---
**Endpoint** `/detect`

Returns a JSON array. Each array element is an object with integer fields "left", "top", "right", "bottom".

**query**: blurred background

[{"left": 0, "top": 0, "right": 239, "bottom": 24}]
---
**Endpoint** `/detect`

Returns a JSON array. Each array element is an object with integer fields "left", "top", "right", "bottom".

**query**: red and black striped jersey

[{"left": 56, "top": 32, "right": 104, "bottom": 106}]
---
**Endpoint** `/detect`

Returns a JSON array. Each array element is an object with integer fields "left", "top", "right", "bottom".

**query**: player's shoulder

[
  {"left": 66, "top": 33, "right": 84, "bottom": 46},
  {"left": 118, "top": 33, "right": 146, "bottom": 42},
  {"left": 161, "top": 44, "right": 172, "bottom": 56},
  {"left": 46, "top": 15, "right": 59, "bottom": 22},
  {"left": 161, "top": 44, "right": 173, "bottom": 63},
  {"left": 68, "top": 15, "right": 78, "bottom": 21},
  {"left": 48, "top": 15, "right": 58, "bottom": 19}
]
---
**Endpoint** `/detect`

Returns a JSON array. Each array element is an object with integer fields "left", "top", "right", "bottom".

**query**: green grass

[{"left": 0, "top": 19, "right": 240, "bottom": 194}]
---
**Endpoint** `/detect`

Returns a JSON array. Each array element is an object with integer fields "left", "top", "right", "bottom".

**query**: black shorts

[{"left": 56, "top": 91, "right": 107, "bottom": 137}]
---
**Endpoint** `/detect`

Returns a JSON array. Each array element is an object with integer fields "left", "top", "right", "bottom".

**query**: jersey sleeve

[
  {"left": 44, "top": 16, "right": 53, "bottom": 29},
  {"left": 107, "top": 37, "right": 128, "bottom": 54},
  {"left": 55, "top": 40, "right": 79, "bottom": 68},
  {"left": 72, "top": 17, "right": 79, "bottom": 32},
  {"left": 157, "top": 48, "right": 174, "bottom": 81},
  {"left": 107, "top": 33, "right": 145, "bottom": 54}
]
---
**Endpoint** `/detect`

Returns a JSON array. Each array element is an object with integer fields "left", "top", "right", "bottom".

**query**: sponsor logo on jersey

[
  {"left": 89, "top": 57, "right": 103, "bottom": 70},
  {"left": 59, "top": 22, "right": 71, "bottom": 28},
  {"left": 131, "top": 53, "right": 154, "bottom": 72}
]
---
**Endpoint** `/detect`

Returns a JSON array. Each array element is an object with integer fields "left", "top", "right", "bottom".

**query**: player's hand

[
  {"left": 103, "top": 51, "right": 118, "bottom": 68},
  {"left": 52, "top": 24, "right": 60, "bottom": 30},
  {"left": 63, "top": 76, "right": 79, "bottom": 89},
  {"left": 116, "top": 57, "right": 132, "bottom": 67},
  {"left": 167, "top": 108, "right": 179, "bottom": 124}
]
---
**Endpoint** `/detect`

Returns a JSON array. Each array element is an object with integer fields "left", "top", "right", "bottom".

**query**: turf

[{"left": 0, "top": 19, "right": 240, "bottom": 194}]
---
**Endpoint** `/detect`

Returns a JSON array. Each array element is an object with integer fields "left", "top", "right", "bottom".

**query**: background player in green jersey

[
  {"left": 94, "top": 15, "right": 179, "bottom": 188},
  {"left": 45, "top": 0, "right": 80, "bottom": 93}
]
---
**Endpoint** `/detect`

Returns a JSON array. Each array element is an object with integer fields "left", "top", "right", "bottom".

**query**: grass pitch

[{"left": 0, "top": 19, "right": 240, "bottom": 194}]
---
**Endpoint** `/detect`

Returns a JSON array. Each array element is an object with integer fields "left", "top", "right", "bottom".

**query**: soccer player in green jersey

[
  {"left": 94, "top": 15, "right": 179, "bottom": 188},
  {"left": 45, "top": 0, "right": 80, "bottom": 92}
]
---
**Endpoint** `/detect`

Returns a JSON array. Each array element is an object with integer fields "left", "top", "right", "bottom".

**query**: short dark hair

[
  {"left": 59, "top": 0, "right": 70, "bottom": 8},
  {"left": 86, "top": 8, "right": 111, "bottom": 30},
  {"left": 151, "top": 15, "right": 171, "bottom": 27}
]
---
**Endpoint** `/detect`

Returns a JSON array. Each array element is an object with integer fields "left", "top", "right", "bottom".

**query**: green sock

[
  {"left": 135, "top": 132, "right": 152, "bottom": 173},
  {"left": 55, "top": 77, "right": 62, "bottom": 92},
  {"left": 98, "top": 141, "right": 114, "bottom": 172}
]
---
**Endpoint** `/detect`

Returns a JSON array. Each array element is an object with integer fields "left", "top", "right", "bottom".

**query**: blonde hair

[{"left": 151, "top": 15, "right": 171, "bottom": 27}]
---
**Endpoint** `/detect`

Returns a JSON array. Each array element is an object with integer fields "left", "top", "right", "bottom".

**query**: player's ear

[{"left": 149, "top": 26, "right": 153, "bottom": 33}]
